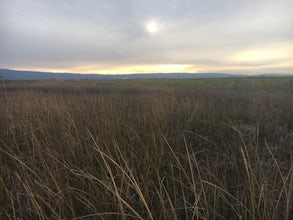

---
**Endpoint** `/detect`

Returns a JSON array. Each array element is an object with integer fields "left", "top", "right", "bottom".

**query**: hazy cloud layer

[{"left": 1, "top": 0, "right": 293, "bottom": 74}]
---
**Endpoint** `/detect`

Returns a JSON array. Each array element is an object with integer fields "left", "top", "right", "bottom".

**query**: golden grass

[{"left": 0, "top": 78, "right": 292, "bottom": 219}]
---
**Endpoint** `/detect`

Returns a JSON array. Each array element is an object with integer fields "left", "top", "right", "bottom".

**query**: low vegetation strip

[{"left": 0, "top": 78, "right": 292, "bottom": 219}]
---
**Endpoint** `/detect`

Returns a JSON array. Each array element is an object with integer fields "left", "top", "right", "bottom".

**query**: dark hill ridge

[
  {"left": 0, "top": 69, "right": 291, "bottom": 80},
  {"left": 0, "top": 69, "right": 244, "bottom": 80}
]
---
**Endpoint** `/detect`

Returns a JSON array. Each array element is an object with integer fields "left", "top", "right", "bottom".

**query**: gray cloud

[{"left": 1, "top": 0, "right": 293, "bottom": 73}]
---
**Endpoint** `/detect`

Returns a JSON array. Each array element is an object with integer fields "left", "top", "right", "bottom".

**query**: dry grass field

[{"left": 0, "top": 78, "right": 292, "bottom": 219}]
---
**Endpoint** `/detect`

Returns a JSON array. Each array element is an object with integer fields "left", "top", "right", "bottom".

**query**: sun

[{"left": 146, "top": 21, "right": 159, "bottom": 34}]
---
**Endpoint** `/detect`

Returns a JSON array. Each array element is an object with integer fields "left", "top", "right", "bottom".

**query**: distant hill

[
  {"left": 0, "top": 69, "right": 245, "bottom": 80},
  {"left": 0, "top": 69, "right": 110, "bottom": 80},
  {"left": 0, "top": 69, "right": 291, "bottom": 80},
  {"left": 256, "top": 73, "right": 293, "bottom": 77}
]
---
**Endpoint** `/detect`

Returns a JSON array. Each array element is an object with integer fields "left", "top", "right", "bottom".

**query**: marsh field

[{"left": 0, "top": 78, "right": 292, "bottom": 219}]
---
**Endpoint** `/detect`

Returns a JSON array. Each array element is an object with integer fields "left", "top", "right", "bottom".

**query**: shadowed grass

[{"left": 0, "top": 78, "right": 292, "bottom": 219}]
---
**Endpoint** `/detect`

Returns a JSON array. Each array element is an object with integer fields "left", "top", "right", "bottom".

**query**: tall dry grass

[{"left": 0, "top": 78, "right": 292, "bottom": 219}]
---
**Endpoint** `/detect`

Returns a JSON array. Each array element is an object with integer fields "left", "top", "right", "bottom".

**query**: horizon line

[{"left": 1, "top": 68, "right": 293, "bottom": 76}]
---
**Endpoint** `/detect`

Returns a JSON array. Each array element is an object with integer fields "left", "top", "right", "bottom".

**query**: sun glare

[{"left": 146, "top": 21, "right": 159, "bottom": 34}]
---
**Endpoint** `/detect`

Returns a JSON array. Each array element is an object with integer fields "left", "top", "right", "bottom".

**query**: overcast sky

[{"left": 1, "top": 0, "right": 293, "bottom": 74}]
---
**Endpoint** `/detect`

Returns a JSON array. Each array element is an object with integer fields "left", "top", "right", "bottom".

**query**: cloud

[{"left": 0, "top": 0, "right": 293, "bottom": 73}]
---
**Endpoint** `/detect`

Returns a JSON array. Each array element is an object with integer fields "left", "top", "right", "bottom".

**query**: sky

[{"left": 1, "top": 0, "right": 293, "bottom": 74}]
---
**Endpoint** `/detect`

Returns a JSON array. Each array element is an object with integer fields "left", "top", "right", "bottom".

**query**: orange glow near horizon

[
  {"left": 9, "top": 42, "right": 293, "bottom": 75},
  {"left": 12, "top": 64, "right": 195, "bottom": 75},
  {"left": 11, "top": 60, "right": 293, "bottom": 75},
  {"left": 226, "top": 42, "right": 293, "bottom": 65}
]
